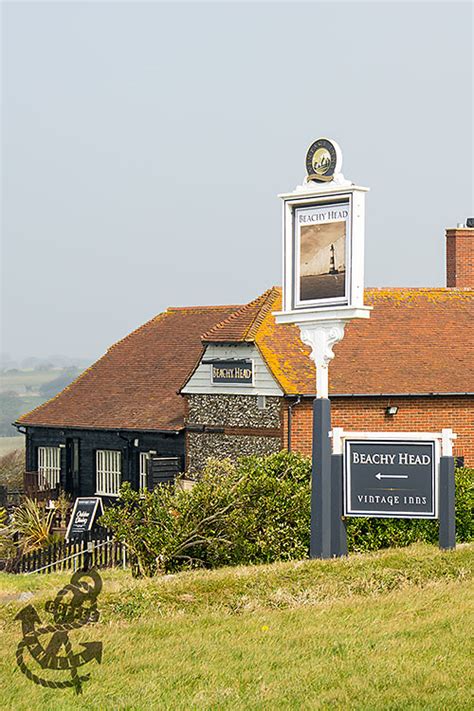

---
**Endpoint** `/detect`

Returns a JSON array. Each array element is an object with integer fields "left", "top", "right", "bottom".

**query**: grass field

[
  {"left": 1, "top": 543, "right": 473, "bottom": 709},
  {"left": 0, "top": 369, "right": 61, "bottom": 394}
]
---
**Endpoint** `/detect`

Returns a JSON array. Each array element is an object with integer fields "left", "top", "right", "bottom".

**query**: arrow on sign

[{"left": 375, "top": 473, "right": 408, "bottom": 480}]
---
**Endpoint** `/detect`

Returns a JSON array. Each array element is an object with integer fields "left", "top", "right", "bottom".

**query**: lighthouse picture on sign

[{"left": 294, "top": 199, "right": 350, "bottom": 306}]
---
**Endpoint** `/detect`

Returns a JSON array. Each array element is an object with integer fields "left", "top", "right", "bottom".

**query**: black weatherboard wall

[{"left": 25, "top": 426, "right": 185, "bottom": 499}]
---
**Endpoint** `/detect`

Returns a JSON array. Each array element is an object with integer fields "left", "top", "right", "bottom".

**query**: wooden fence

[{"left": 8, "top": 530, "right": 129, "bottom": 575}]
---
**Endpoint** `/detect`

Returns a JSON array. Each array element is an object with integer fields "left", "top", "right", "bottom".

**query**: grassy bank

[{"left": 1, "top": 543, "right": 473, "bottom": 709}]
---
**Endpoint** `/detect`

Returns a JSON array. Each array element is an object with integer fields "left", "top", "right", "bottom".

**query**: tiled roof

[
  {"left": 18, "top": 305, "right": 240, "bottom": 431},
  {"left": 18, "top": 286, "right": 474, "bottom": 433},
  {"left": 201, "top": 288, "right": 279, "bottom": 342},
  {"left": 254, "top": 288, "right": 474, "bottom": 395},
  {"left": 201, "top": 286, "right": 473, "bottom": 395}
]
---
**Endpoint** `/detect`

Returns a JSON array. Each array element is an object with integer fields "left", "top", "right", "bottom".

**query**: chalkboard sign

[{"left": 66, "top": 497, "right": 104, "bottom": 540}]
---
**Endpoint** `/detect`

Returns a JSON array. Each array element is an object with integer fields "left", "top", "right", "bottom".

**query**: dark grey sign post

[
  {"left": 439, "top": 455, "right": 456, "bottom": 549},
  {"left": 310, "top": 399, "right": 347, "bottom": 559}
]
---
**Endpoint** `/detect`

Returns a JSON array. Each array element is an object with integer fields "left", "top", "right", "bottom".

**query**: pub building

[{"left": 16, "top": 225, "right": 474, "bottom": 500}]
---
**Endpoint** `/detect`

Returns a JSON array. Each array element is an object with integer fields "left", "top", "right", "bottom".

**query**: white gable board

[{"left": 182, "top": 343, "right": 283, "bottom": 396}]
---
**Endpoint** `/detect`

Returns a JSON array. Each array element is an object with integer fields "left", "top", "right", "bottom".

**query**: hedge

[{"left": 101, "top": 453, "right": 473, "bottom": 576}]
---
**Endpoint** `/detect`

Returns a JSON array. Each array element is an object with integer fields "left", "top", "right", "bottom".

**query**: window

[
  {"left": 96, "top": 450, "right": 121, "bottom": 496},
  {"left": 38, "top": 447, "right": 61, "bottom": 490},
  {"left": 257, "top": 395, "right": 267, "bottom": 410},
  {"left": 139, "top": 452, "right": 149, "bottom": 491}
]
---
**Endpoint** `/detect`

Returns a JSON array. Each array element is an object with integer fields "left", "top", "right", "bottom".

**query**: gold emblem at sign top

[
  {"left": 305, "top": 138, "right": 340, "bottom": 182},
  {"left": 312, "top": 148, "right": 332, "bottom": 175}
]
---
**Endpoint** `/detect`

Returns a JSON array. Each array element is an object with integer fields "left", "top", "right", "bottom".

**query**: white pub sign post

[
  {"left": 273, "top": 137, "right": 371, "bottom": 558},
  {"left": 274, "top": 138, "right": 456, "bottom": 557}
]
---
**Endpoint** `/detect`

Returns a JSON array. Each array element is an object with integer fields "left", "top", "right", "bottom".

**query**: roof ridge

[
  {"left": 241, "top": 287, "right": 281, "bottom": 340},
  {"left": 107, "top": 311, "right": 170, "bottom": 352},
  {"left": 365, "top": 286, "right": 474, "bottom": 292},
  {"left": 167, "top": 304, "right": 242, "bottom": 312},
  {"left": 201, "top": 288, "right": 277, "bottom": 342}
]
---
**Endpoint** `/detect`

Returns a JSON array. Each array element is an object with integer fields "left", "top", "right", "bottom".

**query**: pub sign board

[
  {"left": 66, "top": 497, "right": 104, "bottom": 540},
  {"left": 344, "top": 440, "right": 437, "bottom": 519},
  {"left": 294, "top": 197, "right": 351, "bottom": 308},
  {"left": 211, "top": 359, "right": 253, "bottom": 385}
]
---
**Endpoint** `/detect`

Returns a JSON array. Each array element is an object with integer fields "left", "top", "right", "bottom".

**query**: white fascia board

[{"left": 273, "top": 306, "right": 372, "bottom": 325}]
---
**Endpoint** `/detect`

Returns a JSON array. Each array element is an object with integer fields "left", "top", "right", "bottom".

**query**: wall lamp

[{"left": 386, "top": 405, "right": 398, "bottom": 416}]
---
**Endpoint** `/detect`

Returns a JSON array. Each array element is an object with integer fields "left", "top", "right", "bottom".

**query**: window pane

[{"left": 96, "top": 449, "right": 121, "bottom": 495}]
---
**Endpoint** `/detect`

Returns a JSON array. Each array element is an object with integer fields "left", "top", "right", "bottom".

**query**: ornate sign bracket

[{"left": 298, "top": 320, "right": 346, "bottom": 399}]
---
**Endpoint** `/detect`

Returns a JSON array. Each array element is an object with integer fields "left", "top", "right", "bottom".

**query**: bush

[
  {"left": 101, "top": 453, "right": 473, "bottom": 576},
  {"left": 10, "top": 497, "right": 57, "bottom": 553},
  {"left": 100, "top": 464, "right": 241, "bottom": 576},
  {"left": 226, "top": 451, "right": 311, "bottom": 565},
  {"left": 101, "top": 452, "right": 311, "bottom": 576},
  {"left": 346, "top": 466, "right": 474, "bottom": 552}
]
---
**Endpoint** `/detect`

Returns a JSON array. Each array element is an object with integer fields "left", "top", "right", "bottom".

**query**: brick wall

[
  {"left": 283, "top": 396, "right": 474, "bottom": 465},
  {"left": 446, "top": 228, "right": 474, "bottom": 287}
]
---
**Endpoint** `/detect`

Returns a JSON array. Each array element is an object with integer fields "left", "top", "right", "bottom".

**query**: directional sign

[{"left": 344, "top": 440, "right": 437, "bottom": 519}]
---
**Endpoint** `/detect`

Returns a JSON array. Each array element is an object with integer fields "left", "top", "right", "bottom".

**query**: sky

[{"left": 2, "top": 1, "right": 473, "bottom": 362}]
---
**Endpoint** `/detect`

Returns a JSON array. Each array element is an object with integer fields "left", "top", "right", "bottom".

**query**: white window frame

[
  {"left": 139, "top": 452, "right": 149, "bottom": 492},
  {"left": 96, "top": 450, "right": 122, "bottom": 496},
  {"left": 38, "top": 446, "right": 61, "bottom": 490}
]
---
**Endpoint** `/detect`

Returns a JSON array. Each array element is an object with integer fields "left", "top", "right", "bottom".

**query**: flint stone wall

[
  {"left": 187, "top": 432, "right": 282, "bottom": 473},
  {"left": 186, "top": 394, "right": 281, "bottom": 428}
]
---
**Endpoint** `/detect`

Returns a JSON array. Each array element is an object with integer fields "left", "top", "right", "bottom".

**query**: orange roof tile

[
  {"left": 18, "top": 305, "right": 240, "bottom": 431},
  {"left": 18, "top": 287, "right": 474, "bottom": 433},
  {"left": 255, "top": 288, "right": 474, "bottom": 395}
]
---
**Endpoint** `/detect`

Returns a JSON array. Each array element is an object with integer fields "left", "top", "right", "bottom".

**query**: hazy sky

[{"left": 2, "top": 1, "right": 473, "bottom": 361}]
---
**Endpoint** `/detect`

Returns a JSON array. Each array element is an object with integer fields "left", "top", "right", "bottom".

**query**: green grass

[{"left": 1, "top": 543, "right": 473, "bottom": 710}]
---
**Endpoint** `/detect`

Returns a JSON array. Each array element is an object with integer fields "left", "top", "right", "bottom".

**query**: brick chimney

[{"left": 446, "top": 224, "right": 474, "bottom": 287}]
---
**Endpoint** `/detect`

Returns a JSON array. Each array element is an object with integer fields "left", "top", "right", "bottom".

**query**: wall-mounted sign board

[
  {"left": 210, "top": 359, "right": 253, "bottom": 385},
  {"left": 66, "top": 497, "right": 104, "bottom": 540},
  {"left": 343, "top": 439, "right": 437, "bottom": 519}
]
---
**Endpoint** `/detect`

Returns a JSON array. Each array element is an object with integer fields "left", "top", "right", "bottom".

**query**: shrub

[
  {"left": 226, "top": 451, "right": 311, "bottom": 565},
  {"left": 10, "top": 497, "right": 56, "bottom": 553},
  {"left": 100, "top": 466, "right": 241, "bottom": 576},
  {"left": 452, "top": 467, "right": 474, "bottom": 543},
  {"left": 101, "top": 453, "right": 473, "bottom": 576},
  {"left": 346, "top": 466, "right": 474, "bottom": 552},
  {"left": 101, "top": 452, "right": 311, "bottom": 575}
]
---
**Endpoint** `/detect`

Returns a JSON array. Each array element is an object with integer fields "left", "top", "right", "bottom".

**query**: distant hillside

[
  {"left": 0, "top": 366, "right": 88, "bottom": 436},
  {"left": 0, "top": 353, "right": 91, "bottom": 371}
]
